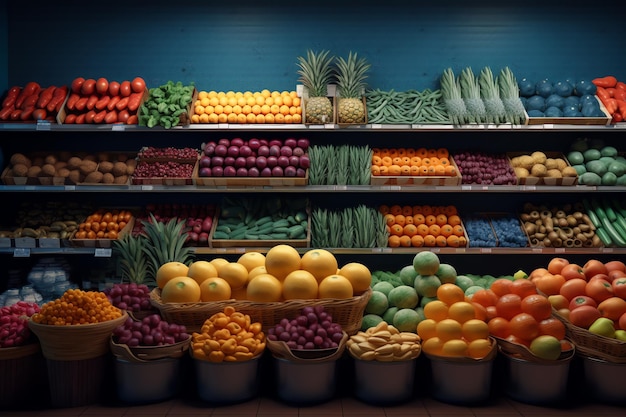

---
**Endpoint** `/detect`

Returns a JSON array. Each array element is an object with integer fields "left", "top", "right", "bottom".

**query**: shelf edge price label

[
  {"left": 36, "top": 120, "right": 51, "bottom": 130},
  {"left": 111, "top": 124, "right": 126, "bottom": 131},
  {"left": 94, "top": 248, "right": 112, "bottom": 257},
  {"left": 13, "top": 248, "right": 30, "bottom": 257}
]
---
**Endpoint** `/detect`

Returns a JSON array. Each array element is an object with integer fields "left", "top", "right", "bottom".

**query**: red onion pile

[
  {"left": 0, "top": 301, "right": 41, "bottom": 348},
  {"left": 103, "top": 283, "right": 152, "bottom": 312},
  {"left": 112, "top": 313, "right": 189, "bottom": 347},
  {"left": 453, "top": 151, "right": 517, "bottom": 185}
]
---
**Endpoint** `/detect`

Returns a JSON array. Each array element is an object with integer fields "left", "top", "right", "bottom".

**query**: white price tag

[
  {"left": 111, "top": 124, "right": 125, "bottom": 131},
  {"left": 94, "top": 248, "right": 112, "bottom": 257},
  {"left": 141, "top": 185, "right": 154, "bottom": 191},
  {"left": 36, "top": 120, "right": 51, "bottom": 130},
  {"left": 14, "top": 248, "right": 30, "bottom": 257}
]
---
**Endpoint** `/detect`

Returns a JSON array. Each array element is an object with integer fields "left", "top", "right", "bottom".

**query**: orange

[
  {"left": 425, "top": 214, "right": 437, "bottom": 226},
  {"left": 399, "top": 235, "right": 412, "bottom": 247},
  {"left": 248, "top": 265, "right": 268, "bottom": 280},
  {"left": 282, "top": 269, "right": 319, "bottom": 300},
  {"left": 446, "top": 235, "right": 461, "bottom": 247},
  {"left": 435, "top": 214, "right": 448, "bottom": 226},
  {"left": 413, "top": 214, "right": 425, "bottom": 224},
  {"left": 488, "top": 316, "right": 511, "bottom": 339},
  {"left": 598, "top": 296, "right": 626, "bottom": 321},
  {"left": 417, "top": 318, "right": 438, "bottom": 340},
  {"left": 219, "top": 262, "right": 249, "bottom": 290},
  {"left": 403, "top": 224, "right": 418, "bottom": 237},
  {"left": 447, "top": 215, "right": 461, "bottom": 226},
  {"left": 416, "top": 224, "right": 430, "bottom": 237},
  {"left": 462, "top": 319, "right": 490, "bottom": 341},
  {"left": 160, "top": 276, "right": 201, "bottom": 303},
  {"left": 300, "top": 248, "right": 338, "bottom": 283},
  {"left": 467, "top": 338, "right": 493, "bottom": 359},
  {"left": 338, "top": 262, "right": 372, "bottom": 294},
  {"left": 379, "top": 204, "right": 390, "bottom": 215},
  {"left": 435, "top": 235, "right": 447, "bottom": 247},
  {"left": 533, "top": 273, "right": 566, "bottom": 296},
  {"left": 509, "top": 312, "right": 539, "bottom": 342},
  {"left": 428, "top": 224, "right": 441, "bottom": 236},
  {"left": 447, "top": 301, "right": 476, "bottom": 324},
  {"left": 265, "top": 244, "right": 301, "bottom": 281},
  {"left": 372, "top": 155, "right": 382, "bottom": 166},
  {"left": 439, "top": 224, "right": 454, "bottom": 237},
  {"left": 490, "top": 278, "right": 513, "bottom": 298},
  {"left": 394, "top": 214, "right": 406, "bottom": 226},
  {"left": 389, "top": 165, "right": 402, "bottom": 175},
  {"left": 423, "top": 235, "right": 436, "bottom": 247},
  {"left": 538, "top": 316, "right": 566, "bottom": 340},
  {"left": 436, "top": 318, "right": 463, "bottom": 342},
  {"left": 156, "top": 261, "right": 190, "bottom": 289},
  {"left": 381, "top": 156, "right": 393, "bottom": 167},
  {"left": 559, "top": 278, "right": 587, "bottom": 301},
  {"left": 421, "top": 337, "right": 444, "bottom": 356},
  {"left": 187, "top": 260, "right": 218, "bottom": 285},
  {"left": 411, "top": 235, "right": 424, "bottom": 247},
  {"left": 384, "top": 213, "right": 396, "bottom": 226},
  {"left": 470, "top": 288, "right": 499, "bottom": 308},
  {"left": 441, "top": 339, "right": 469, "bottom": 357},
  {"left": 495, "top": 293, "right": 523, "bottom": 321},
  {"left": 246, "top": 273, "right": 283, "bottom": 302},
  {"left": 437, "top": 283, "right": 465, "bottom": 305},
  {"left": 452, "top": 225, "right": 465, "bottom": 237},
  {"left": 236, "top": 251, "right": 266, "bottom": 272},
  {"left": 318, "top": 274, "right": 354, "bottom": 299},
  {"left": 388, "top": 235, "right": 401, "bottom": 247},
  {"left": 199, "top": 277, "right": 232, "bottom": 301},
  {"left": 510, "top": 279, "right": 538, "bottom": 298},
  {"left": 401, "top": 205, "right": 413, "bottom": 216},
  {"left": 436, "top": 148, "right": 449, "bottom": 159},
  {"left": 389, "top": 224, "right": 404, "bottom": 236},
  {"left": 389, "top": 205, "right": 403, "bottom": 215},
  {"left": 423, "top": 299, "right": 449, "bottom": 321},
  {"left": 209, "top": 257, "right": 230, "bottom": 275},
  {"left": 520, "top": 293, "right": 553, "bottom": 321}
]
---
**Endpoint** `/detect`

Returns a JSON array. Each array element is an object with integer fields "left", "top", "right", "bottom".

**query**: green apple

[
  {"left": 530, "top": 335, "right": 562, "bottom": 360},
  {"left": 615, "top": 330, "right": 626, "bottom": 341},
  {"left": 513, "top": 269, "right": 528, "bottom": 280},
  {"left": 588, "top": 317, "right": 616, "bottom": 338}
]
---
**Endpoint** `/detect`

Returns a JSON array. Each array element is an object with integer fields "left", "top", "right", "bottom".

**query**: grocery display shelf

[
  {"left": 1, "top": 121, "right": 626, "bottom": 132},
  {"left": 1, "top": 184, "right": 625, "bottom": 193},
  {"left": 1, "top": 245, "right": 625, "bottom": 257}
]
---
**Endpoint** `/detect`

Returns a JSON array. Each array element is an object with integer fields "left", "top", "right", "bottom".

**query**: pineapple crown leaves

[
  {"left": 334, "top": 51, "right": 371, "bottom": 99},
  {"left": 296, "top": 49, "right": 335, "bottom": 97},
  {"left": 140, "top": 213, "right": 195, "bottom": 280},
  {"left": 112, "top": 232, "right": 151, "bottom": 285}
]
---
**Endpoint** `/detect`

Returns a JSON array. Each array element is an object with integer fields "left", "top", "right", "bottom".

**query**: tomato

[
  {"left": 612, "top": 277, "right": 626, "bottom": 299},
  {"left": 104, "top": 110, "right": 118, "bottom": 124},
  {"left": 583, "top": 259, "right": 608, "bottom": 280},
  {"left": 585, "top": 277, "right": 614, "bottom": 303},
  {"left": 32, "top": 108, "right": 47, "bottom": 120},
  {"left": 568, "top": 305, "right": 602, "bottom": 329},
  {"left": 619, "top": 312, "right": 626, "bottom": 330},
  {"left": 84, "top": 110, "right": 97, "bottom": 124},
  {"left": 131, "top": 77, "right": 146, "bottom": 93},
  {"left": 119, "top": 80, "right": 132, "bottom": 97},
  {"left": 96, "top": 77, "right": 109, "bottom": 95},
  {"left": 71, "top": 77, "right": 85, "bottom": 94},
  {"left": 160, "top": 276, "right": 201, "bottom": 303},
  {"left": 495, "top": 293, "right": 522, "bottom": 321},
  {"left": 81, "top": 78, "right": 96, "bottom": 95},
  {"left": 605, "top": 260, "right": 626, "bottom": 273},
  {"left": 117, "top": 109, "right": 130, "bottom": 123},
  {"left": 598, "top": 297, "right": 626, "bottom": 321},
  {"left": 108, "top": 81, "right": 120, "bottom": 96},
  {"left": 560, "top": 263, "right": 586, "bottom": 281},
  {"left": 547, "top": 257, "right": 569, "bottom": 275},
  {"left": 569, "top": 295, "right": 597, "bottom": 311},
  {"left": 559, "top": 278, "right": 587, "bottom": 301},
  {"left": 607, "top": 269, "right": 626, "bottom": 283}
]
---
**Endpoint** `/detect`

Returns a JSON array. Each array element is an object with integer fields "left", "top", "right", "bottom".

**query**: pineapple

[
  {"left": 335, "top": 51, "right": 371, "bottom": 124},
  {"left": 297, "top": 49, "right": 335, "bottom": 124},
  {"left": 113, "top": 233, "right": 150, "bottom": 285}
]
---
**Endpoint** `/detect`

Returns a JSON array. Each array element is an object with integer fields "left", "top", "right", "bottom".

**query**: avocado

[
  {"left": 602, "top": 172, "right": 618, "bottom": 186},
  {"left": 600, "top": 146, "right": 618, "bottom": 157},
  {"left": 544, "top": 106, "right": 563, "bottom": 117},
  {"left": 567, "top": 151, "right": 585, "bottom": 165},
  {"left": 617, "top": 175, "right": 626, "bottom": 186},
  {"left": 535, "top": 79, "right": 554, "bottom": 98},
  {"left": 553, "top": 80, "right": 574, "bottom": 97},
  {"left": 572, "top": 164, "right": 587, "bottom": 176},
  {"left": 526, "top": 95, "right": 546, "bottom": 112},
  {"left": 545, "top": 94, "right": 565, "bottom": 109},
  {"left": 608, "top": 161, "right": 626, "bottom": 176},
  {"left": 583, "top": 148, "right": 602, "bottom": 161},
  {"left": 579, "top": 172, "right": 601, "bottom": 186},
  {"left": 586, "top": 159, "right": 608, "bottom": 176}
]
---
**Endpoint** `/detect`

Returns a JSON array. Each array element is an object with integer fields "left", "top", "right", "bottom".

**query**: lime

[
  {"left": 388, "top": 285, "right": 419, "bottom": 309},
  {"left": 566, "top": 150, "right": 584, "bottom": 165},
  {"left": 382, "top": 306, "right": 399, "bottom": 324},
  {"left": 600, "top": 146, "right": 618, "bottom": 157},
  {"left": 372, "top": 281, "right": 395, "bottom": 297},
  {"left": 529, "top": 335, "right": 561, "bottom": 360},
  {"left": 414, "top": 274, "right": 441, "bottom": 298},
  {"left": 361, "top": 314, "right": 384, "bottom": 331},
  {"left": 436, "top": 263, "right": 457, "bottom": 284},
  {"left": 583, "top": 148, "right": 601, "bottom": 161},
  {"left": 393, "top": 308, "right": 421, "bottom": 332},
  {"left": 413, "top": 251, "right": 440, "bottom": 275},
  {"left": 365, "top": 290, "right": 389, "bottom": 315},
  {"left": 399, "top": 264, "right": 418, "bottom": 286}
]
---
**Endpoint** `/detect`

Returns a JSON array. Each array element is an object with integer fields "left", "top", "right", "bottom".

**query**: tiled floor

[{"left": 4, "top": 395, "right": 626, "bottom": 417}]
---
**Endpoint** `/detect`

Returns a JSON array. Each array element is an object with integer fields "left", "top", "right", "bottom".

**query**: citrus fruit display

[
  {"left": 190, "top": 89, "right": 302, "bottom": 124},
  {"left": 380, "top": 204, "right": 467, "bottom": 248},
  {"left": 371, "top": 147, "right": 458, "bottom": 178}
]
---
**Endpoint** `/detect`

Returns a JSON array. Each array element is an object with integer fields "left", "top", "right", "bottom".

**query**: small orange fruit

[
  {"left": 156, "top": 261, "right": 190, "bottom": 289},
  {"left": 246, "top": 273, "right": 283, "bottom": 302},
  {"left": 300, "top": 249, "right": 338, "bottom": 283},
  {"left": 187, "top": 260, "right": 218, "bottom": 285},
  {"left": 219, "top": 262, "right": 249, "bottom": 290},
  {"left": 199, "top": 277, "right": 232, "bottom": 301},
  {"left": 265, "top": 244, "right": 301, "bottom": 281},
  {"left": 318, "top": 275, "right": 353, "bottom": 299},
  {"left": 338, "top": 262, "right": 372, "bottom": 294},
  {"left": 282, "top": 269, "right": 319, "bottom": 300}
]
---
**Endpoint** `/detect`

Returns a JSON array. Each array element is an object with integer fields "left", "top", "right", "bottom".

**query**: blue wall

[
  {"left": 4, "top": 0, "right": 626, "bottom": 92},
  {"left": 0, "top": 3, "right": 7, "bottom": 92}
]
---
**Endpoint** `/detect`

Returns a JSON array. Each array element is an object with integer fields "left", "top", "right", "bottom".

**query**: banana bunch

[
  {"left": 9, "top": 220, "right": 79, "bottom": 239},
  {"left": 347, "top": 321, "right": 421, "bottom": 362}
]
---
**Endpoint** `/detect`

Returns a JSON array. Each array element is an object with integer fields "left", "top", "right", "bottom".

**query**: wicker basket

[
  {"left": 150, "top": 288, "right": 372, "bottom": 334},
  {"left": 110, "top": 334, "right": 191, "bottom": 363},
  {"left": 556, "top": 315, "right": 626, "bottom": 363},
  {"left": 267, "top": 331, "right": 349, "bottom": 363},
  {"left": 28, "top": 312, "right": 128, "bottom": 361},
  {"left": 494, "top": 336, "right": 575, "bottom": 364}
]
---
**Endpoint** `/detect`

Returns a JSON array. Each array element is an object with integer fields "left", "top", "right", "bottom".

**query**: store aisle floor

[{"left": 4, "top": 395, "right": 625, "bottom": 417}]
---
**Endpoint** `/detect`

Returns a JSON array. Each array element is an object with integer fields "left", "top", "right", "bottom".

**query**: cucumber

[
  {"left": 244, "top": 233, "right": 259, "bottom": 240},
  {"left": 254, "top": 216, "right": 273, "bottom": 227},
  {"left": 287, "top": 224, "right": 305, "bottom": 239},
  {"left": 600, "top": 216, "right": 626, "bottom": 247},
  {"left": 594, "top": 227, "right": 613, "bottom": 246},
  {"left": 272, "top": 226, "right": 291, "bottom": 234},
  {"left": 272, "top": 219, "right": 290, "bottom": 228},
  {"left": 215, "top": 225, "right": 232, "bottom": 234},
  {"left": 229, "top": 228, "right": 248, "bottom": 240},
  {"left": 212, "top": 231, "right": 229, "bottom": 240},
  {"left": 269, "top": 233, "right": 288, "bottom": 239},
  {"left": 256, "top": 223, "right": 275, "bottom": 235},
  {"left": 294, "top": 211, "right": 308, "bottom": 223}
]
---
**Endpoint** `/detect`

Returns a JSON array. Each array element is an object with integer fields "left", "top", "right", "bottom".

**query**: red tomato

[
  {"left": 131, "top": 77, "right": 146, "bottom": 93},
  {"left": 108, "top": 81, "right": 120, "bottom": 96},
  {"left": 605, "top": 260, "right": 626, "bottom": 273},
  {"left": 119, "top": 81, "right": 132, "bottom": 97},
  {"left": 608, "top": 269, "right": 626, "bottom": 283},
  {"left": 547, "top": 257, "right": 570, "bottom": 275},
  {"left": 561, "top": 263, "right": 586, "bottom": 281},
  {"left": 598, "top": 297, "right": 626, "bottom": 321},
  {"left": 619, "top": 312, "right": 626, "bottom": 330},
  {"left": 32, "top": 108, "right": 47, "bottom": 120},
  {"left": 612, "top": 277, "right": 626, "bottom": 299},
  {"left": 569, "top": 295, "right": 597, "bottom": 311},
  {"left": 71, "top": 77, "right": 85, "bottom": 94},
  {"left": 96, "top": 77, "right": 109, "bottom": 95},
  {"left": 117, "top": 109, "right": 130, "bottom": 123},
  {"left": 81, "top": 78, "right": 96, "bottom": 95},
  {"left": 583, "top": 259, "right": 608, "bottom": 280},
  {"left": 568, "top": 305, "right": 601, "bottom": 329},
  {"left": 586, "top": 277, "right": 614, "bottom": 303},
  {"left": 560, "top": 278, "right": 587, "bottom": 301}
]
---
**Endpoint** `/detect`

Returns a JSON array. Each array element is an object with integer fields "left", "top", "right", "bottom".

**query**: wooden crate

[
  {"left": 70, "top": 217, "right": 134, "bottom": 248},
  {"left": 507, "top": 151, "right": 578, "bottom": 186},
  {"left": 370, "top": 157, "right": 462, "bottom": 186},
  {"left": 524, "top": 96, "right": 611, "bottom": 126},
  {"left": 194, "top": 164, "right": 308, "bottom": 186}
]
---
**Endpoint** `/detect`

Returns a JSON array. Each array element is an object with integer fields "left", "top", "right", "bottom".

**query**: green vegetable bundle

[
  {"left": 139, "top": 81, "right": 195, "bottom": 129},
  {"left": 311, "top": 204, "right": 388, "bottom": 248},
  {"left": 365, "top": 88, "right": 449, "bottom": 124}
]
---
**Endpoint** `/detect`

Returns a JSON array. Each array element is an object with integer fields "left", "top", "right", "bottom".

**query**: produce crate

[
  {"left": 136, "top": 87, "right": 197, "bottom": 127},
  {"left": 523, "top": 96, "right": 611, "bottom": 126},
  {"left": 467, "top": 212, "right": 529, "bottom": 248},
  {"left": 335, "top": 96, "right": 368, "bottom": 127},
  {"left": 70, "top": 217, "right": 135, "bottom": 248},
  {"left": 56, "top": 88, "right": 149, "bottom": 125},
  {"left": 76, "top": 152, "right": 137, "bottom": 186},
  {"left": 193, "top": 164, "right": 309, "bottom": 186},
  {"left": 370, "top": 157, "right": 462, "bottom": 186},
  {"left": 507, "top": 151, "right": 578, "bottom": 186},
  {"left": 130, "top": 160, "right": 197, "bottom": 186},
  {"left": 136, "top": 146, "right": 200, "bottom": 164},
  {"left": 301, "top": 85, "right": 336, "bottom": 125}
]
